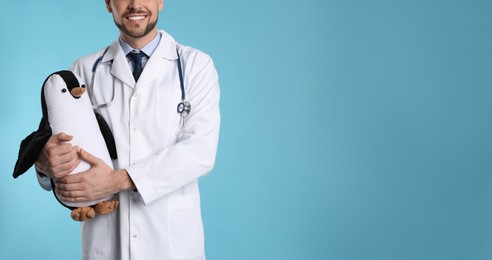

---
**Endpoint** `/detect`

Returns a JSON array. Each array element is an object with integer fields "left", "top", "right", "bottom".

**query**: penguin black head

[
  {"left": 40, "top": 70, "right": 87, "bottom": 119},
  {"left": 55, "top": 70, "right": 86, "bottom": 99}
]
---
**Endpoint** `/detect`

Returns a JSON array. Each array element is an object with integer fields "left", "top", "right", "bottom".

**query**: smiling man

[
  {"left": 109, "top": 0, "right": 161, "bottom": 47},
  {"left": 35, "top": 0, "right": 221, "bottom": 259}
]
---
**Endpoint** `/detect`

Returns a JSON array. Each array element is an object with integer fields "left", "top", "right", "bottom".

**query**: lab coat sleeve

[{"left": 127, "top": 54, "right": 220, "bottom": 205}]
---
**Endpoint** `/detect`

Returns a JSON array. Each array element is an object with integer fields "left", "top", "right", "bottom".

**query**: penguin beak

[{"left": 70, "top": 86, "right": 86, "bottom": 99}]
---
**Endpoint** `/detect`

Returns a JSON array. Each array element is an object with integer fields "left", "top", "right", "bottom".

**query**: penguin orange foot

[
  {"left": 71, "top": 207, "right": 96, "bottom": 221},
  {"left": 94, "top": 200, "right": 119, "bottom": 215}
]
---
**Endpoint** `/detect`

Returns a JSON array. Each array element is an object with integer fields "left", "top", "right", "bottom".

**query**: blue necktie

[{"left": 128, "top": 51, "right": 145, "bottom": 81}]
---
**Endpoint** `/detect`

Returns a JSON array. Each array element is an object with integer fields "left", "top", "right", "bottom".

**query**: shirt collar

[{"left": 119, "top": 32, "right": 162, "bottom": 57}]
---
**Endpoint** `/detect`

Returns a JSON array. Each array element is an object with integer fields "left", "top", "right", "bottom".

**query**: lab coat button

[{"left": 132, "top": 234, "right": 137, "bottom": 238}]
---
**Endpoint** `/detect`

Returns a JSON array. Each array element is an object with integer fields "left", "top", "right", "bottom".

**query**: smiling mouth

[
  {"left": 127, "top": 15, "right": 147, "bottom": 21},
  {"left": 127, "top": 15, "right": 146, "bottom": 21}
]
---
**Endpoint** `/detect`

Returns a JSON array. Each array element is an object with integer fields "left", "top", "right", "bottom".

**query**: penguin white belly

[{"left": 44, "top": 74, "right": 113, "bottom": 208}]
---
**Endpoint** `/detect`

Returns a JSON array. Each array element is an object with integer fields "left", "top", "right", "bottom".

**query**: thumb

[{"left": 79, "top": 149, "right": 100, "bottom": 166}]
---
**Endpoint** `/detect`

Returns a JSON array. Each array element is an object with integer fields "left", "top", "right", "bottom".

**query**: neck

[{"left": 120, "top": 29, "right": 158, "bottom": 49}]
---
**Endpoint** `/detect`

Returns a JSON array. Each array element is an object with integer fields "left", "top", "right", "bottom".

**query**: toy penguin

[{"left": 13, "top": 70, "right": 119, "bottom": 221}]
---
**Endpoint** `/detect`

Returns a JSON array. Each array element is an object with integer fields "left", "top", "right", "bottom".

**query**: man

[{"left": 35, "top": 0, "right": 220, "bottom": 259}]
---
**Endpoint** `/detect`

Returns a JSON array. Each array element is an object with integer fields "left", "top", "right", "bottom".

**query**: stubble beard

[{"left": 115, "top": 17, "right": 158, "bottom": 39}]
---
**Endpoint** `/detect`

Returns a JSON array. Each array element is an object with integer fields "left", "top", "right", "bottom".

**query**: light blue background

[{"left": 1, "top": 0, "right": 491, "bottom": 259}]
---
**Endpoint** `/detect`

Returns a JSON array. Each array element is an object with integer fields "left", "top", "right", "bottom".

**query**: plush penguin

[{"left": 13, "top": 70, "right": 119, "bottom": 221}]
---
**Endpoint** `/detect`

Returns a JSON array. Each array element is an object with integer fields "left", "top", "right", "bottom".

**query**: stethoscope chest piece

[{"left": 177, "top": 101, "right": 191, "bottom": 116}]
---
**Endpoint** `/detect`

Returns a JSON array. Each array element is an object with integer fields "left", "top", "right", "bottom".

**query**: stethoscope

[{"left": 90, "top": 47, "right": 191, "bottom": 116}]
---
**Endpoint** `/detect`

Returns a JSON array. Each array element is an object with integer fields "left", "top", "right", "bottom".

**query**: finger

[
  {"left": 49, "top": 145, "right": 80, "bottom": 176},
  {"left": 45, "top": 135, "right": 62, "bottom": 146},
  {"left": 45, "top": 133, "right": 71, "bottom": 147},
  {"left": 62, "top": 196, "right": 90, "bottom": 203},
  {"left": 56, "top": 188, "right": 93, "bottom": 203},
  {"left": 54, "top": 147, "right": 78, "bottom": 164},
  {"left": 55, "top": 182, "right": 82, "bottom": 193},
  {"left": 66, "top": 157, "right": 81, "bottom": 173},
  {"left": 51, "top": 157, "right": 81, "bottom": 179},
  {"left": 45, "top": 143, "right": 75, "bottom": 164},
  {"left": 79, "top": 149, "right": 101, "bottom": 166},
  {"left": 55, "top": 184, "right": 81, "bottom": 195},
  {"left": 57, "top": 172, "right": 84, "bottom": 185},
  {"left": 57, "top": 190, "right": 87, "bottom": 202},
  {"left": 54, "top": 132, "right": 74, "bottom": 143}
]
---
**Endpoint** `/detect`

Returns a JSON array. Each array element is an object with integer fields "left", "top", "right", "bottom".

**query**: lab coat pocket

[
  {"left": 168, "top": 191, "right": 205, "bottom": 259},
  {"left": 81, "top": 212, "right": 116, "bottom": 259},
  {"left": 156, "top": 88, "right": 183, "bottom": 132}
]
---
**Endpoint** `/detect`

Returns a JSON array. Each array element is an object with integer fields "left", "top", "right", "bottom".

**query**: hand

[
  {"left": 55, "top": 149, "right": 134, "bottom": 203},
  {"left": 36, "top": 133, "right": 80, "bottom": 179}
]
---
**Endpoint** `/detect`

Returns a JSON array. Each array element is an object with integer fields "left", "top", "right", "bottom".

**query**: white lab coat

[{"left": 61, "top": 30, "right": 220, "bottom": 260}]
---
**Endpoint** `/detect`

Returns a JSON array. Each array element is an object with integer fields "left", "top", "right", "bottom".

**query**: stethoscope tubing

[{"left": 90, "top": 46, "right": 190, "bottom": 115}]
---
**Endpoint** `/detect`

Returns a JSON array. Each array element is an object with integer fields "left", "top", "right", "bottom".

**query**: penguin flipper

[
  {"left": 95, "top": 112, "right": 117, "bottom": 160},
  {"left": 13, "top": 117, "right": 52, "bottom": 178}
]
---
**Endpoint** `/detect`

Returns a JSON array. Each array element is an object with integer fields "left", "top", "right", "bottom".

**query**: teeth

[{"left": 128, "top": 16, "right": 145, "bottom": 21}]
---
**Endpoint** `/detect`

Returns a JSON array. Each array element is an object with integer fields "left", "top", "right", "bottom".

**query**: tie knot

[
  {"left": 127, "top": 51, "right": 146, "bottom": 81},
  {"left": 128, "top": 50, "right": 145, "bottom": 64}
]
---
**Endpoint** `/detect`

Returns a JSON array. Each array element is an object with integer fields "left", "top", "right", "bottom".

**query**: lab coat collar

[
  {"left": 154, "top": 30, "right": 179, "bottom": 60},
  {"left": 137, "top": 30, "right": 179, "bottom": 86},
  {"left": 102, "top": 30, "right": 179, "bottom": 88}
]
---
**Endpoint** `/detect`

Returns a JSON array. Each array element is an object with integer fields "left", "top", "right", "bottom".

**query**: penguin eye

[{"left": 62, "top": 88, "right": 67, "bottom": 93}]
